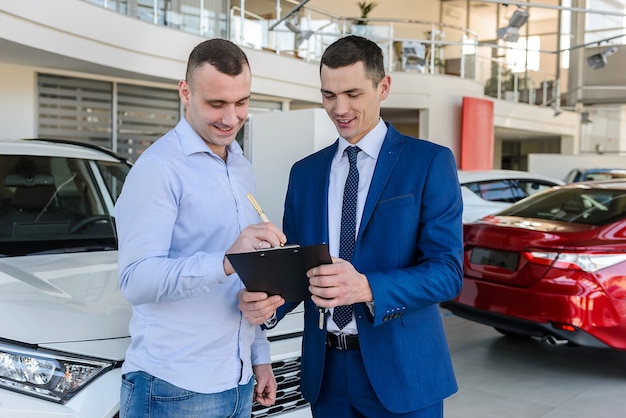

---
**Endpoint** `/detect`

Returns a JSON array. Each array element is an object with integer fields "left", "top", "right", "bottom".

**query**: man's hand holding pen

[
  {"left": 233, "top": 191, "right": 287, "bottom": 323},
  {"left": 223, "top": 223, "right": 287, "bottom": 276},
  {"left": 224, "top": 191, "right": 287, "bottom": 276},
  {"left": 307, "top": 257, "right": 373, "bottom": 308}
]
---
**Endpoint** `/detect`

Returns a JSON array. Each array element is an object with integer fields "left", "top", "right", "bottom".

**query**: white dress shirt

[{"left": 326, "top": 118, "right": 387, "bottom": 335}]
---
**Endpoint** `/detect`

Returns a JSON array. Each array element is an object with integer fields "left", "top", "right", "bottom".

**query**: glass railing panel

[
  {"left": 336, "top": 19, "right": 478, "bottom": 76},
  {"left": 82, "top": 0, "right": 556, "bottom": 109},
  {"left": 479, "top": 52, "right": 558, "bottom": 107},
  {"left": 158, "top": 0, "right": 228, "bottom": 36},
  {"left": 84, "top": 0, "right": 126, "bottom": 12},
  {"left": 260, "top": 8, "right": 343, "bottom": 61},
  {"left": 230, "top": 14, "right": 266, "bottom": 49}
]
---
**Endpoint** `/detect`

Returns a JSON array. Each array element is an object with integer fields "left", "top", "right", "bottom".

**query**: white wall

[
  {"left": 494, "top": 99, "right": 580, "bottom": 154},
  {"left": 250, "top": 109, "right": 337, "bottom": 222},
  {"left": 581, "top": 105, "right": 626, "bottom": 154},
  {"left": 0, "top": 64, "right": 36, "bottom": 138},
  {"left": 528, "top": 153, "right": 626, "bottom": 180},
  {"left": 387, "top": 72, "right": 484, "bottom": 160}
]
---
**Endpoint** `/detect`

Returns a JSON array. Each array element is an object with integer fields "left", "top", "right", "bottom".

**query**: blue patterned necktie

[{"left": 333, "top": 146, "right": 360, "bottom": 330}]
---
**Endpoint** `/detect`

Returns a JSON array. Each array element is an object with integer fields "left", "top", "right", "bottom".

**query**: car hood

[{"left": 0, "top": 251, "right": 131, "bottom": 345}]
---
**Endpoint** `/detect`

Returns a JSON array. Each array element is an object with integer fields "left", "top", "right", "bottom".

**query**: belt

[{"left": 326, "top": 332, "right": 360, "bottom": 350}]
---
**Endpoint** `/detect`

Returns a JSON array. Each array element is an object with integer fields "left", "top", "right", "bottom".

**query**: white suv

[{"left": 0, "top": 139, "right": 309, "bottom": 418}]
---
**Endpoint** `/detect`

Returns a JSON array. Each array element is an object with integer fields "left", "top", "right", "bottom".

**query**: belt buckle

[{"left": 337, "top": 333, "right": 348, "bottom": 350}]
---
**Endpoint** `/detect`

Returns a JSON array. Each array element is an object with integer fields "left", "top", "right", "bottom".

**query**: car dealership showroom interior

[{"left": 1, "top": 1, "right": 626, "bottom": 418}]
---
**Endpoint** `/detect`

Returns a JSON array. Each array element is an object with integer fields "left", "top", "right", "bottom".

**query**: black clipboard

[{"left": 227, "top": 243, "right": 331, "bottom": 302}]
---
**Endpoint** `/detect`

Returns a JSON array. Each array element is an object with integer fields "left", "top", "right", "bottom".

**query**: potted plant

[
  {"left": 357, "top": 2, "right": 377, "bottom": 25},
  {"left": 352, "top": 2, "right": 378, "bottom": 35}
]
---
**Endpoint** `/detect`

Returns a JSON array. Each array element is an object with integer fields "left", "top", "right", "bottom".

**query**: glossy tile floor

[{"left": 441, "top": 309, "right": 626, "bottom": 418}]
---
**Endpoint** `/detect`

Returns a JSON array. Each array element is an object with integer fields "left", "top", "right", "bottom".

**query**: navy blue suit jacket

[{"left": 279, "top": 123, "right": 463, "bottom": 413}]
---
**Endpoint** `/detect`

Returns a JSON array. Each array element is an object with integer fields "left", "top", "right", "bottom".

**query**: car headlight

[{"left": 0, "top": 343, "right": 116, "bottom": 404}]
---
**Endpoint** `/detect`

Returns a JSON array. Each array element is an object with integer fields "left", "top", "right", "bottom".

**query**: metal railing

[
  {"left": 84, "top": 0, "right": 563, "bottom": 108},
  {"left": 229, "top": 5, "right": 480, "bottom": 76},
  {"left": 84, "top": 0, "right": 230, "bottom": 38}
]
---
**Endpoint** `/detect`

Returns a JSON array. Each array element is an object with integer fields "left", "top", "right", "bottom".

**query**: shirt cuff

[{"left": 252, "top": 327, "right": 271, "bottom": 366}]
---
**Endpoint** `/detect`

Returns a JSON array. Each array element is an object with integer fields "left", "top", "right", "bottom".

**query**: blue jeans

[{"left": 120, "top": 371, "right": 254, "bottom": 418}]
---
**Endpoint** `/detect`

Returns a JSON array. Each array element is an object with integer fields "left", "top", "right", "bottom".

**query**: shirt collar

[
  {"left": 335, "top": 118, "right": 387, "bottom": 161},
  {"left": 176, "top": 117, "right": 244, "bottom": 159}
]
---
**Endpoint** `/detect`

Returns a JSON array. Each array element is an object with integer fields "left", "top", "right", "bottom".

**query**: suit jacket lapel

[
  {"left": 312, "top": 142, "right": 337, "bottom": 245},
  {"left": 359, "top": 126, "right": 405, "bottom": 237}
]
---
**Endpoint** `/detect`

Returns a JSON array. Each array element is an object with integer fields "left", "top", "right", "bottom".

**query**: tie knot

[{"left": 346, "top": 146, "right": 360, "bottom": 165}]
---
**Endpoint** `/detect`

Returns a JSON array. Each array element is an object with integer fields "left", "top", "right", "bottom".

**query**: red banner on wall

[{"left": 461, "top": 97, "right": 494, "bottom": 170}]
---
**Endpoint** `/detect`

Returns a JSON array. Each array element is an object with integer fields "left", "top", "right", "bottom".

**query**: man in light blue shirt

[{"left": 115, "top": 38, "right": 286, "bottom": 418}]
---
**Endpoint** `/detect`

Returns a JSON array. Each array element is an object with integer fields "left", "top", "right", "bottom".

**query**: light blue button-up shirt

[{"left": 115, "top": 118, "right": 270, "bottom": 394}]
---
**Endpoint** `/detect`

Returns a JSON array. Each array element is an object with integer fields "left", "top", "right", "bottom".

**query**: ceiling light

[
  {"left": 497, "top": 7, "right": 529, "bottom": 43},
  {"left": 497, "top": 26, "right": 521, "bottom": 43},
  {"left": 581, "top": 111, "right": 592, "bottom": 124},
  {"left": 295, "top": 30, "right": 314, "bottom": 47},
  {"left": 285, "top": 18, "right": 299, "bottom": 33},
  {"left": 508, "top": 8, "right": 529, "bottom": 28},
  {"left": 586, "top": 46, "right": 617, "bottom": 69},
  {"left": 284, "top": 16, "right": 314, "bottom": 47}
]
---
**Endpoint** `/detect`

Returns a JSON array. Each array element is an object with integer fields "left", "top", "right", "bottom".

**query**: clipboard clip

[{"left": 257, "top": 244, "right": 300, "bottom": 255}]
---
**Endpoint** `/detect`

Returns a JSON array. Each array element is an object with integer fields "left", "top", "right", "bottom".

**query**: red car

[{"left": 442, "top": 179, "right": 626, "bottom": 350}]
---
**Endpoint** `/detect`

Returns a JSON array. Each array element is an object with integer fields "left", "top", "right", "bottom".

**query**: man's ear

[
  {"left": 379, "top": 75, "right": 391, "bottom": 100},
  {"left": 178, "top": 79, "right": 190, "bottom": 105}
]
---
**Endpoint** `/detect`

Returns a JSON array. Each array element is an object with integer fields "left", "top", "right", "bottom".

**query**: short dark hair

[
  {"left": 320, "top": 35, "right": 385, "bottom": 87},
  {"left": 185, "top": 38, "right": 250, "bottom": 87}
]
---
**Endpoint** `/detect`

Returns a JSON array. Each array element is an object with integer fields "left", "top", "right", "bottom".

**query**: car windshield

[
  {"left": 497, "top": 187, "right": 626, "bottom": 225},
  {"left": 0, "top": 154, "right": 130, "bottom": 256},
  {"left": 464, "top": 179, "right": 557, "bottom": 203}
]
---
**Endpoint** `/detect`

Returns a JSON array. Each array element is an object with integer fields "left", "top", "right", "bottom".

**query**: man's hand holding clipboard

[
  {"left": 235, "top": 193, "right": 331, "bottom": 326},
  {"left": 228, "top": 243, "right": 332, "bottom": 302}
]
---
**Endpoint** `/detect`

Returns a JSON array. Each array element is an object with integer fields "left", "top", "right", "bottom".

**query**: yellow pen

[
  {"left": 246, "top": 192, "right": 286, "bottom": 247},
  {"left": 246, "top": 192, "right": 270, "bottom": 223}
]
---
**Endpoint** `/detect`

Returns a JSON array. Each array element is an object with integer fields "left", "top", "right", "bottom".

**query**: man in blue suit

[{"left": 240, "top": 35, "right": 463, "bottom": 417}]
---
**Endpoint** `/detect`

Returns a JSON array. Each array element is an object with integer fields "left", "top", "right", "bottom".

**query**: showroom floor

[{"left": 441, "top": 309, "right": 626, "bottom": 418}]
